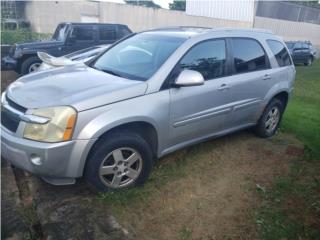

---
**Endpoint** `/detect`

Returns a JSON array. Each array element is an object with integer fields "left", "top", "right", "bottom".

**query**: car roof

[
  {"left": 61, "top": 22, "right": 128, "bottom": 27},
  {"left": 142, "top": 26, "right": 274, "bottom": 39}
]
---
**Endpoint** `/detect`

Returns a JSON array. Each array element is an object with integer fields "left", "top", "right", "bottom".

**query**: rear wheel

[
  {"left": 255, "top": 98, "right": 284, "bottom": 138},
  {"left": 85, "top": 131, "right": 153, "bottom": 192},
  {"left": 304, "top": 57, "right": 312, "bottom": 66},
  {"left": 21, "top": 56, "right": 42, "bottom": 75}
]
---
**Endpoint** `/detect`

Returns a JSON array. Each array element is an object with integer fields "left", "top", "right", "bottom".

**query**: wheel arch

[{"left": 79, "top": 120, "right": 160, "bottom": 177}]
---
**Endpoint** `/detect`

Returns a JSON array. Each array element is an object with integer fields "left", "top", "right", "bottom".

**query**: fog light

[{"left": 30, "top": 154, "right": 42, "bottom": 165}]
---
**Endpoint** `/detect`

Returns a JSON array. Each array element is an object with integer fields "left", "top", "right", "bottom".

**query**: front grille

[
  {"left": 1, "top": 107, "right": 20, "bottom": 132},
  {"left": 6, "top": 95, "right": 27, "bottom": 113},
  {"left": 1, "top": 94, "right": 25, "bottom": 133}
]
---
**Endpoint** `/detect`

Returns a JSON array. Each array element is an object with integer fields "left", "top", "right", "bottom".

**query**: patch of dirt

[{"left": 113, "top": 132, "right": 304, "bottom": 240}]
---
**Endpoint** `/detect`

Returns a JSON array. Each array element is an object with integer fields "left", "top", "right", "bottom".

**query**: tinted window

[
  {"left": 232, "top": 38, "right": 268, "bottom": 73},
  {"left": 179, "top": 39, "right": 226, "bottom": 80},
  {"left": 71, "top": 26, "right": 94, "bottom": 41},
  {"left": 302, "top": 43, "right": 309, "bottom": 49},
  {"left": 119, "top": 27, "right": 131, "bottom": 38},
  {"left": 99, "top": 28, "right": 116, "bottom": 41},
  {"left": 267, "top": 40, "right": 292, "bottom": 67},
  {"left": 294, "top": 43, "right": 302, "bottom": 49},
  {"left": 286, "top": 42, "right": 294, "bottom": 49}
]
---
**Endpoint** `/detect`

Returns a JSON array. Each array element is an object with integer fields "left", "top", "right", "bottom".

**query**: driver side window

[{"left": 179, "top": 39, "right": 226, "bottom": 80}]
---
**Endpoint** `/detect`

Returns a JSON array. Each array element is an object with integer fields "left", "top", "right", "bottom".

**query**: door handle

[
  {"left": 218, "top": 83, "right": 230, "bottom": 91},
  {"left": 262, "top": 74, "right": 271, "bottom": 81}
]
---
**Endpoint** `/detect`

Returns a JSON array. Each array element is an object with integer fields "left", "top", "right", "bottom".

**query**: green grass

[
  {"left": 256, "top": 160, "right": 320, "bottom": 240},
  {"left": 257, "top": 60, "right": 320, "bottom": 239},
  {"left": 282, "top": 60, "right": 320, "bottom": 158}
]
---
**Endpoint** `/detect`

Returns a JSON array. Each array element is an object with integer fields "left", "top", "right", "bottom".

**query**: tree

[
  {"left": 169, "top": 0, "right": 186, "bottom": 11},
  {"left": 125, "top": 0, "right": 161, "bottom": 9}
]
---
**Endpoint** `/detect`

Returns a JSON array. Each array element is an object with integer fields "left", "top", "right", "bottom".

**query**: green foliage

[
  {"left": 124, "top": 0, "right": 161, "bottom": 8},
  {"left": 1, "top": 29, "right": 51, "bottom": 45},
  {"left": 169, "top": 0, "right": 186, "bottom": 11},
  {"left": 282, "top": 60, "right": 320, "bottom": 157}
]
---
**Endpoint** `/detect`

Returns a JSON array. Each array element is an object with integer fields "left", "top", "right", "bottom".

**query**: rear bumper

[{"left": 1, "top": 127, "right": 95, "bottom": 184}]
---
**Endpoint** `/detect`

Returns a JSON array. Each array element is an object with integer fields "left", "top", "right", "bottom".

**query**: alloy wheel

[
  {"left": 99, "top": 147, "right": 143, "bottom": 189},
  {"left": 28, "top": 63, "right": 41, "bottom": 73},
  {"left": 265, "top": 106, "right": 280, "bottom": 133}
]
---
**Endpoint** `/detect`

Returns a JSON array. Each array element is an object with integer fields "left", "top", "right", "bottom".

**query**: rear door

[
  {"left": 98, "top": 26, "right": 117, "bottom": 45},
  {"left": 227, "top": 38, "right": 272, "bottom": 127},
  {"left": 169, "top": 39, "right": 235, "bottom": 145}
]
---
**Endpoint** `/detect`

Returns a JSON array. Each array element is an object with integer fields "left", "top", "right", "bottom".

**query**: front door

[{"left": 169, "top": 39, "right": 234, "bottom": 146}]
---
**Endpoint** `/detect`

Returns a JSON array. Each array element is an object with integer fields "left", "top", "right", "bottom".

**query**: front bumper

[
  {"left": 1, "top": 56, "right": 18, "bottom": 71},
  {"left": 1, "top": 127, "right": 95, "bottom": 185}
]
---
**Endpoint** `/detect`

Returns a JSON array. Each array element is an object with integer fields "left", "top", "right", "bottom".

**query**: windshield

[
  {"left": 92, "top": 33, "right": 186, "bottom": 81},
  {"left": 52, "top": 24, "right": 68, "bottom": 41},
  {"left": 286, "top": 42, "right": 295, "bottom": 49}
]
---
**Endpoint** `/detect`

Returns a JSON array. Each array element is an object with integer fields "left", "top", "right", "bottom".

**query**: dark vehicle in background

[
  {"left": 2, "top": 22, "right": 132, "bottom": 75},
  {"left": 286, "top": 41, "right": 317, "bottom": 66}
]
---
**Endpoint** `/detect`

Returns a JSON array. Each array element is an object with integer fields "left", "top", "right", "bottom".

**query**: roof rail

[
  {"left": 208, "top": 27, "right": 273, "bottom": 34},
  {"left": 146, "top": 26, "right": 211, "bottom": 32}
]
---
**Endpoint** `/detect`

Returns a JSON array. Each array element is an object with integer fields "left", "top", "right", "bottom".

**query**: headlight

[{"left": 23, "top": 106, "right": 77, "bottom": 142}]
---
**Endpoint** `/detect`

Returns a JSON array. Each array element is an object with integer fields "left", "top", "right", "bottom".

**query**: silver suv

[{"left": 1, "top": 27, "right": 295, "bottom": 191}]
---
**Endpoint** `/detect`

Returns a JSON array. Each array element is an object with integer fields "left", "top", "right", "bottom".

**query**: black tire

[
  {"left": 255, "top": 98, "right": 284, "bottom": 138},
  {"left": 304, "top": 57, "right": 312, "bottom": 66},
  {"left": 21, "top": 56, "right": 42, "bottom": 75},
  {"left": 84, "top": 131, "right": 154, "bottom": 192}
]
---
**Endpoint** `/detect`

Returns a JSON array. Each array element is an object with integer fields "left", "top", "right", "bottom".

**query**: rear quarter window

[{"left": 266, "top": 40, "right": 292, "bottom": 67}]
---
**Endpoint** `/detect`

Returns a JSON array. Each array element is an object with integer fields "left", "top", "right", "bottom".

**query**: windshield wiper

[
  {"left": 101, "top": 69, "right": 122, "bottom": 77},
  {"left": 93, "top": 66, "right": 123, "bottom": 77}
]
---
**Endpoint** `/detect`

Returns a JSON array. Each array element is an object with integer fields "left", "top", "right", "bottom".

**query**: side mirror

[{"left": 174, "top": 69, "right": 204, "bottom": 87}]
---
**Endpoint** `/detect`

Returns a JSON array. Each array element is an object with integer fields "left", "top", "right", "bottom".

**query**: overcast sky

[{"left": 103, "top": 0, "right": 174, "bottom": 9}]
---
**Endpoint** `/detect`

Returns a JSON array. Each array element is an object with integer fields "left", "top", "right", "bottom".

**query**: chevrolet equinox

[{"left": 1, "top": 27, "right": 295, "bottom": 191}]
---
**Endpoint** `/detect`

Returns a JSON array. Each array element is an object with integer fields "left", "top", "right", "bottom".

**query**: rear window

[
  {"left": 232, "top": 38, "right": 268, "bottom": 74},
  {"left": 267, "top": 40, "right": 292, "bottom": 67}
]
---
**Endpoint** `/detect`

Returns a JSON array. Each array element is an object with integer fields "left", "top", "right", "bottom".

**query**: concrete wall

[
  {"left": 24, "top": 1, "right": 251, "bottom": 33},
  {"left": 24, "top": 1, "right": 99, "bottom": 33},
  {"left": 24, "top": 1, "right": 320, "bottom": 47},
  {"left": 254, "top": 16, "right": 320, "bottom": 47}
]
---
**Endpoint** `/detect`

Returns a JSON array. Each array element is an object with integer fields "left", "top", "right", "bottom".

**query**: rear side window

[
  {"left": 71, "top": 26, "right": 94, "bottom": 41},
  {"left": 179, "top": 39, "right": 226, "bottom": 80},
  {"left": 267, "top": 40, "right": 292, "bottom": 67},
  {"left": 99, "top": 27, "right": 116, "bottom": 41},
  {"left": 232, "top": 38, "right": 268, "bottom": 73},
  {"left": 119, "top": 26, "right": 131, "bottom": 38}
]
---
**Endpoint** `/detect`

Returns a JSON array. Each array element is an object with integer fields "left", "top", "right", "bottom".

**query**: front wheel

[
  {"left": 85, "top": 131, "right": 153, "bottom": 192},
  {"left": 255, "top": 98, "right": 284, "bottom": 138},
  {"left": 21, "top": 56, "right": 42, "bottom": 75}
]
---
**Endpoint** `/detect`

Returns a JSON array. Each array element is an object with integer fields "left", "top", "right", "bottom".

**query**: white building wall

[{"left": 186, "top": 0, "right": 255, "bottom": 24}]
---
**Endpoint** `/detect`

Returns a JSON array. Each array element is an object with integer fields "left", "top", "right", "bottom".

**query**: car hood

[{"left": 6, "top": 64, "right": 148, "bottom": 111}]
